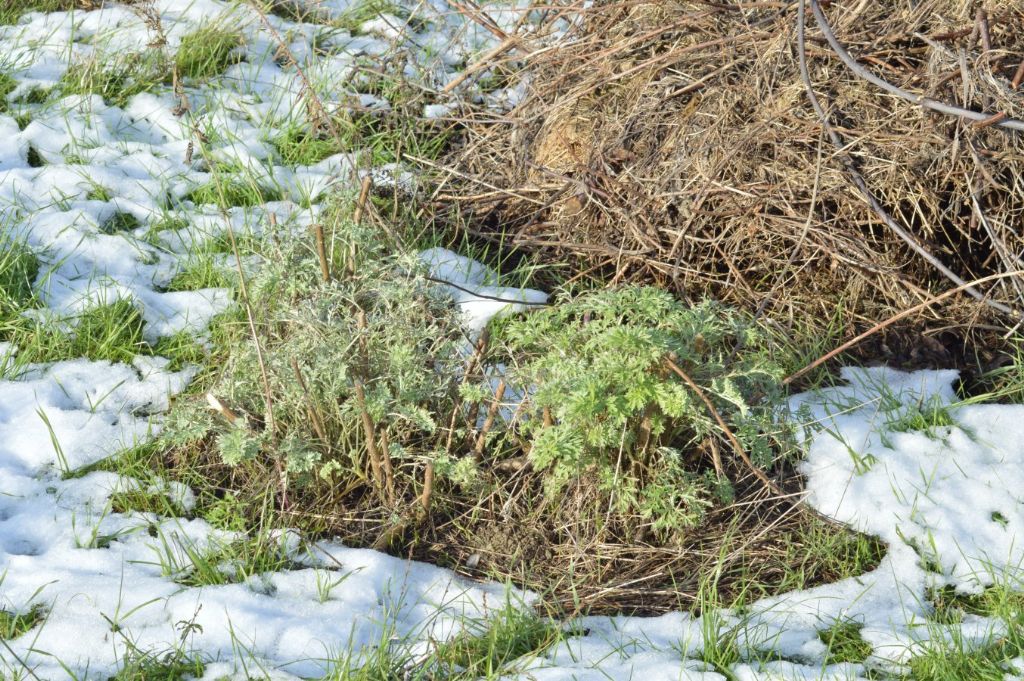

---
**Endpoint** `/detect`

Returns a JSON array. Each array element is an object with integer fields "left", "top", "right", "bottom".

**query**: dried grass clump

[{"left": 440, "top": 0, "right": 1024, "bottom": 366}]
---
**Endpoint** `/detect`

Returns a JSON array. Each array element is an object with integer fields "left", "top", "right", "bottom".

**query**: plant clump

[
  {"left": 174, "top": 25, "right": 243, "bottom": 81},
  {"left": 494, "top": 289, "right": 784, "bottom": 538},
  {"left": 0, "top": 233, "right": 39, "bottom": 327},
  {"left": 7, "top": 299, "right": 148, "bottom": 365},
  {"left": 156, "top": 196, "right": 879, "bottom": 613},
  {"left": 60, "top": 53, "right": 165, "bottom": 108}
]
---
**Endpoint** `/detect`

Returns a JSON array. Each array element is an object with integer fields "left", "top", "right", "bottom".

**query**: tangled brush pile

[{"left": 441, "top": 0, "right": 1024, "bottom": 367}]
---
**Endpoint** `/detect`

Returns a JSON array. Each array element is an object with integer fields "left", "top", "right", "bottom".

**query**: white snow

[{"left": 2, "top": 1, "right": 1023, "bottom": 680}]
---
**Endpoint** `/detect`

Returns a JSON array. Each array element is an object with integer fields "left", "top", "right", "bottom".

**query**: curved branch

[{"left": 809, "top": 0, "right": 1024, "bottom": 133}]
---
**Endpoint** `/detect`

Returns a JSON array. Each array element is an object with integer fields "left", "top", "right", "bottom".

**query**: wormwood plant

[
  {"left": 161, "top": 209, "right": 790, "bottom": 545},
  {"left": 161, "top": 214, "right": 467, "bottom": 493},
  {"left": 495, "top": 288, "right": 786, "bottom": 538}
]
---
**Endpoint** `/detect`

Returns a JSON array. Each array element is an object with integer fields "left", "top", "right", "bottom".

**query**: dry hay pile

[{"left": 440, "top": 0, "right": 1024, "bottom": 370}]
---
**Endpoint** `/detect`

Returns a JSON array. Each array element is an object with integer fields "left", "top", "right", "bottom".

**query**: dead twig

[
  {"left": 290, "top": 358, "right": 328, "bottom": 445},
  {"left": 313, "top": 224, "right": 331, "bottom": 283},
  {"left": 809, "top": 0, "right": 1024, "bottom": 132},
  {"left": 784, "top": 270, "right": 1024, "bottom": 386},
  {"left": 443, "top": 36, "right": 519, "bottom": 94},
  {"left": 664, "top": 356, "right": 781, "bottom": 497},
  {"left": 474, "top": 378, "right": 507, "bottom": 459}
]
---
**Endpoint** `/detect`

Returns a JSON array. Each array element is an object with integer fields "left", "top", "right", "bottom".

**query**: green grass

[
  {"left": 109, "top": 487, "right": 188, "bottom": 518},
  {"left": 331, "top": 0, "right": 407, "bottom": 35},
  {"left": 59, "top": 53, "right": 165, "bottom": 109},
  {"left": 153, "top": 529, "right": 302, "bottom": 588},
  {"left": 9, "top": 299, "right": 147, "bottom": 365},
  {"left": 87, "top": 184, "right": 113, "bottom": 202},
  {"left": 0, "top": 233, "right": 39, "bottom": 323},
  {"left": 164, "top": 254, "right": 238, "bottom": 292},
  {"left": 26, "top": 145, "right": 45, "bottom": 167},
  {"left": 151, "top": 330, "right": 211, "bottom": 370},
  {"left": 101, "top": 212, "right": 142, "bottom": 234},
  {"left": 429, "top": 604, "right": 559, "bottom": 679},
  {"left": 64, "top": 441, "right": 163, "bottom": 480},
  {"left": 272, "top": 125, "right": 346, "bottom": 166},
  {"left": 817, "top": 619, "right": 872, "bottom": 665},
  {"left": 0, "top": 71, "right": 16, "bottom": 113},
  {"left": 0, "top": 605, "right": 46, "bottom": 640},
  {"left": 109, "top": 646, "right": 205, "bottom": 681},
  {"left": 0, "top": 0, "right": 80, "bottom": 25},
  {"left": 184, "top": 177, "right": 282, "bottom": 208},
  {"left": 929, "top": 584, "right": 1024, "bottom": 625},
  {"left": 321, "top": 600, "right": 559, "bottom": 680},
  {"left": 175, "top": 25, "right": 243, "bottom": 81},
  {"left": 887, "top": 401, "right": 956, "bottom": 433}
]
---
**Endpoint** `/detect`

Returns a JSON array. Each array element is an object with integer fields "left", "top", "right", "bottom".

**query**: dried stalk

[
  {"left": 799, "top": 0, "right": 1017, "bottom": 318},
  {"left": 354, "top": 309, "right": 385, "bottom": 491},
  {"left": 290, "top": 358, "right": 328, "bottom": 444},
  {"left": 420, "top": 460, "right": 435, "bottom": 514},
  {"left": 474, "top": 378, "right": 507, "bottom": 459},
  {"left": 664, "top": 356, "right": 780, "bottom": 496},
  {"left": 206, "top": 393, "right": 241, "bottom": 426},
  {"left": 784, "top": 270, "right": 1024, "bottom": 386},
  {"left": 444, "top": 328, "right": 491, "bottom": 454},
  {"left": 809, "top": 0, "right": 1024, "bottom": 132},
  {"left": 313, "top": 223, "right": 331, "bottom": 282},
  {"left": 443, "top": 36, "right": 519, "bottom": 94}
]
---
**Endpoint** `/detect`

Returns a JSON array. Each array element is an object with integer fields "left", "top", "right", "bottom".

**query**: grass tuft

[
  {"left": 332, "top": 0, "right": 407, "bottom": 35},
  {"left": 0, "top": 0, "right": 81, "bottom": 25},
  {"left": 272, "top": 125, "right": 345, "bottom": 166},
  {"left": 164, "top": 255, "right": 237, "bottom": 292},
  {"left": 27, "top": 145, "right": 45, "bottom": 167},
  {"left": 818, "top": 619, "right": 872, "bottom": 664},
  {"left": 109, "top": 487, "right": 188, "bottom": 518},
  {"left": 0, "top": 71, "right": 16, "bottom": 113},
  {"left": 109, "top": 647, "right": 205, "bottom": 681},
  {"left": 0, "top": 605, "right": 46, "bottom": 640},
  {"left": 0, "top": 232, "right": 39, "bottom": 325},
  {"left": 101, "top": 212, "right": 142, "bottom": 234},
  {"left": 185, "top": 177, "right": 281, "bottom": 208},
  {"left": 60, "top": 54, "right": 165, "bottom": 109},
  {"left": 430, "top": 603, "right": 559, "bottom": 678},
  {"left": 10, "top": 299, "right": 147, "bottom": 365},
  {"left": 155, "top": 529, "right": 303, "bottom": 588},
  {"left": 175, "top": 25, "right": 243, "bottom": 81}
]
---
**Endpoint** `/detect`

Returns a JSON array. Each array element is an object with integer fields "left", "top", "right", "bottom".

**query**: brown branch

[
  {"left": 784, "top": 270, "right": 1024, "bottom": 386},
  {"left": 664, "top": 356, "right": 780, "bottom": 496},
  {"left": 420, "top": 460, "right": 435, "bottom": 515},
  {"left": 313, "top": 223, "right": 331, "bottom": 282},
  {"left": 474, "top": 378, "right": 507, "bottom": 459},
  {"left": 290, "top": 358, "right": 328, "bottom": 444},
  {"left": 808, "top": 0, "right": 1024, "bottom": 132},
  {"left": 442, "top": 36, "right": 519, "bottom": 94}
]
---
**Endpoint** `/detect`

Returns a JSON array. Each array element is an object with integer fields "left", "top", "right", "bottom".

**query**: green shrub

[
  {"left": 162, "top": 219, "right": 466, "bottom": 489},
  {"left": 497, "top": 288, "right": 785, "bottom": 537},
  {"left": 162, "top": 205, "right": 788, "bottom": 543}
]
